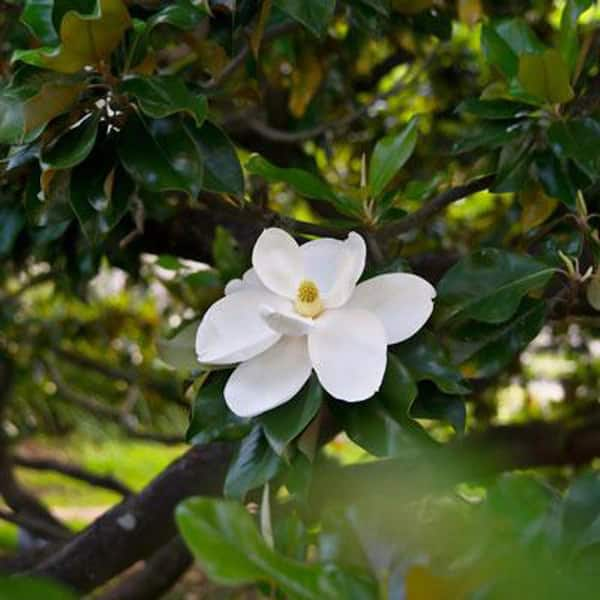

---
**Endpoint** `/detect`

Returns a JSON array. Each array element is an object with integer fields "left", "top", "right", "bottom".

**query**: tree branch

[
  {"left": 27, "top": 442, "right": 233, "bottom": 593},
  {"left": 13, "top": 455, "right": 133, "bottom": 497},
  {"left": 97, "top": 536, "right": 192, "bottom": 600},
  {"left": 378, "top": 174, "right": 496, "bottom": 238}
]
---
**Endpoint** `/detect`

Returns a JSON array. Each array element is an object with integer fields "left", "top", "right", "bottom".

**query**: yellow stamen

[{"left": 295, "top": 280, "right": 323, "bottom": 318}]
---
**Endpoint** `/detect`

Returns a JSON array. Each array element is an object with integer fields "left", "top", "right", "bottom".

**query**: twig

[
  {"left": 200, "top": 21, "right": 298, "bottom": 90},
  {"left": 378, "top": 174, "right": 495, "bottom": 238},
  {"left": 0, "top": 508, "right": 71, "bottom": 542},
  {"left": 13, "top": 455, "right": 133, "bottom": 497}
]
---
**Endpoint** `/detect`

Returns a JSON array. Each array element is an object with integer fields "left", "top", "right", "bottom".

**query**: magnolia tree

[{"left": 1, "top": 0, "right": 600, "bottom": 598}]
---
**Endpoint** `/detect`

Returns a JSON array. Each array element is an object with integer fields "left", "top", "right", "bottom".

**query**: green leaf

[
  {"left": 176, "top": 497, "right": 370, "bottom": 599},
  {"left": 259, "top": 376, "right": 323, "bottom": 455},
  {"left": 14, "top": 0, "right": 132, "bottom": 74},
  {"left": 481, "top": 22, "right": 518, "bottom": 78},
  {"left": 118, "top": 113, "right": 203, "bottom": 197},
  {"left": 492, "top": 136, "right": 533, "bottom": 193},
  {"left": 186, "top": 371, "right": 250, "bottom": 445},
  {"left": 533, "top": 150, "right": 577, "bottom": 209},
  {"left": 486, "top": 473, "right": 555, "bottom": 533},
  {"left": 548, "top": 118, "right": 600, "bottom": 179},
  {"left": 494, "top": 18, "right": 546, "bottom": 56},
  {"left": 70, "top": 159, "right": 132, "bottom": 242},
  {"left": 368, "top": 116, "right": 418, "bottom": 199},
  {"left": 212, "top": 226, "right": 245, "bottom": 281},
  {"left": 0, "top": 73, "right": 85, "bottom": 145},
  {"left": 41, "top": 111, "right": 100, "bottom": 169},
  {"left": 410, "top": 384, "right": 466, "bottom": 434},
  {"left": 0, "top": 576, "right": 76, "bottom": 600},
  {"left": 559, "top": 0, "right": 593, "bottom": 73},
  {"left": 0, "top": 206, "right": 25, "bottom": 257},
  {"left": 436, "top": 248, "right": 554, "bottom": 325},
  {"left": 128, "top": 0, "right": 209, "bottom": 66},
  {"left": 377, "top": 353, "right": 418, "bottom": 424},
  {"left": 458, "top": 98, "right": 533, "bottom": 119},
  {"left": 273, "top": 0, "right": 336, "bottom": 37},
  {"left": 393, "top": 331, "right": 470, "bottom": 395},
  {"left": 246, "top": 154, "right": 339, "bottom": 205},
  {"left": 157, "top": 320, "right": 200, "bottom": 373},
  {"left": 331, "top": 397, "right": 416, "bottom": 457},
  {"left": 120, "top": 75, "right": 208, "bottom": 126},
  {"left": 518, "top": 49, "right": 574, "bottom": 105},
  {"left": 449, "top": 299, "right": 546, "bottom": 379},
  {"left": 22, "top": 0, "right": 59, "bottom": 45},
  {"left": 562, "top": 471, "right": 600, "bottom": 546},
  {"left": 187, "top": 121, "right": 244, "bottom": 196},
  {"left": 224, "top": 425, "right": 283, "bottom": 500}
]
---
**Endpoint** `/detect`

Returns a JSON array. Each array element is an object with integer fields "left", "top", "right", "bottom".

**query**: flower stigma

[{"left": 294, "top": 280, "right": 323, "bottom": 318}]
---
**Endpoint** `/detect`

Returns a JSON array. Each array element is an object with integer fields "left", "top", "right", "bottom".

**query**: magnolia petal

[
  {"left": 195, "top": 290, "right": 285, "bottom": 365},
  {"left": 302, "top": 232, "right": 366, "bottom": 309},
  {"left": 308, "top": 308, "right": 387, "bottom": 402},
  {"left": 346, "top": 273, "right": 436, "bottom": 344},
  {"left": 260, "top": 305, "right": 314, "bottom": 336},
  {"left": 252, "top": 228, "right": 303, "bottom": 299},
  {"left": 225, "top": 336, "right": 312, "bottom": 417},
  {"left": 225, "top": 268, "right": 266, "bottom": 295}
]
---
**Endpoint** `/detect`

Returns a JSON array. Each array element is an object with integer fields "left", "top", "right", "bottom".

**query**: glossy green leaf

[
  {"left": 449, "top": 299, "right": 546, "bottom": 379},
  {"left": 158, "top": 320, "right": 200, "bottom": 372},
  {"left": 358, "top": 0, "right": 390, "bottom": 16},
  {"left": 41, "top": 111, "right": 100, "bottom": 169},
  {"left": 14, "top": 0, "right": 131, "bottom": 74},
  {"left": 0, "top": 206, "right": 25, "bottom": 256},
  {"left": 559, "top": 0, "right": 593, "bottom": 73},
  {"left": 188, "top": 121, "right": 244, "bottom": 196},
  {"left": 118, "top": 113, "right": 203, "bottom": 196},
  {"left": 548, "top": 118, "right": 600, "bottom": 179},
  {"left": 533, "top": 150, "right": 577, "bottom": 209},
  {"left": 377, "top": 353, "right": 418, "bottom": 424},
  {"left": 436, "top": 248, "right": 554, "bottom": 325},
  {"left": 331, "top": 397, "right": 416, "bottom": 457},
  {"left": 120, "top": 75, "right": 207, "bottom": 126},
  {"left": 21, "top": 0, "right": 59, "bottom": 45},
  {"left": 393, "top": 331, "right": 470, "bottom": 395},
  {"left": 486, "top": 473, "right": 555, "bottom": 533},
  {"left": 224, "top": 425, "right": 283, "bottom": 500},
  {"left": 246, "top": 154, "right": 339, "bottom": 204},
  {"left": 259, "top": 376, "right": 323, "bottom": 455},
  {"left": 492, "top": 136, "right": 533, "bottom": 193},
  {"left": 518, "top": 49, "right": 574, "bottom": 104},
  {"left": 494, "top": 18, "right": 546, "bottom": 56},
  {"left": 70, "top": 160, "right": 132, "bottom": 242},
  {"left": 186, "top": 370, "right": 250, "bottom": 445},
  {"left": 410, "top": 384, "right": 466, "bottom": 434},
  {"left": 0, "top": 73, "right": 85, "bottom": 145},
  {"left": 481, "top": 22, "right": 518, "bottom": 78},
  {"left": 0, "top": 577, "right": 76, "bottom": 600},
  {"left": 176, "top": 497, "right": 372, "bottom": 599},
  {"left": 562, "top": 471, "right": 600, "bottom": 546},
  {"left": 128, "top": 0, "right": 208, "bottom": 66},
  {"left": 273, "top": 0, "right": 336, "bottom": 37},
  {"left": 368, "top": 116, "right": 418, "bottom": 199}
]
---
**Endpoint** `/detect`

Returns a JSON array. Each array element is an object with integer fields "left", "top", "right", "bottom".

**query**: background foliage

[{"left": 2, "top": 0, "right": 600, "bottom": 598}]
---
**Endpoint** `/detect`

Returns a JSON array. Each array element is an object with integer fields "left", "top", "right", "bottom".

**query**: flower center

[{"left": 294, "top": 280, "right": 323, "bottom": 318}]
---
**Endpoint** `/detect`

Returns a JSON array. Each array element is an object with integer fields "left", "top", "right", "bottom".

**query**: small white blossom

[{"left": 195, "top": 228, "right": 435, "bottom": 417}]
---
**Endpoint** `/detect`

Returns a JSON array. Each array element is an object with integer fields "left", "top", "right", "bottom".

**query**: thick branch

[
  {"left": 97, "top": 536, "right": 192, "bottom": 600},
  {"left": 28, "top": 442, "right": 233, "bottom": 593}
]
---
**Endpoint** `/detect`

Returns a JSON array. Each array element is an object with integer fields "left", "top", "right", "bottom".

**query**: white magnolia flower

[{"left": 195, "top": 228, "right": 436, "bottom": 417}]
